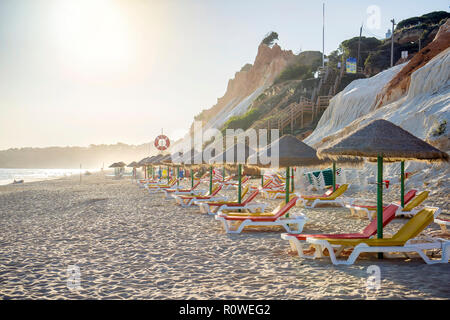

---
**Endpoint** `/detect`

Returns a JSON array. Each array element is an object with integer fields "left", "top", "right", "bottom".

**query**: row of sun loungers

[{"left": 136, "top": 174, "right": 448, "bottom": 265}]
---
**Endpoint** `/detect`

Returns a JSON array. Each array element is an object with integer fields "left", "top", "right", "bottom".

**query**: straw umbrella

[
  {"left": 181, "top": 148, "right": 202, "bottom": 189},
  {"left": 137, "top": 157, "right": 148, "bottom": 179},
  {"left": 109, "top": 161, "right": 126, "bottom": 176},
  {"left": 127, "top": 161, "right": 137, "bottom": 167},
  {"left": 127, "top": 161, "right": 138, "bottom": 179},
  {"left": 318, "top": 119, "right": 449, "bottom": 254},
  {"left": 141, "top": 155, "right": 156, "bottom": 180},
  {"left": 210, "top": 142, "right": 256, "bottom": 204},
  {"left": 148, "top": 154, "right": 165, "bottom": 180},
  {"left": 164, "top": 151, "right": 183, "bottom": 186},
  {"left": 248, "top": 135, "right": 330, "bottom": 207},
  {"left": 202, "top": 143, "right": 222, "bottom": 195},
  {"left": 146, "top": 155, "right": 160, "bottom": 179},
  {"left": 157, "top": 154, "right": 172, "bottom": 183}
]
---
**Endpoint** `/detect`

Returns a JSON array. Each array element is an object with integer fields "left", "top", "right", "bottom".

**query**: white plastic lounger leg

[
  {"left": 198, "top": 203, "right": 212, "bottom": 214},
  {"left": 281, "top": 234, "right": 317, "bottom": 258},
  {"left": 306, "top": 239, "right": 356, "bottom": 265},
  {"left": 279, "top": 218, "right": 307, "bottom": 234}
]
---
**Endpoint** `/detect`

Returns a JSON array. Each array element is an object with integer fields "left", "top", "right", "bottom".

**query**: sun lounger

[
  {"left": 299, "top": 184, "right": 349, "bottom": 208},
  {"left": 281, "top": 204, "right": 399, "bottom": 257},
  {"left": 260, "top": 184, "right": 288, "bottom": 199},
  {"left": 196, "top": 185, "right": 248, "bottom": 214},
  {"left": 215, "top": 196, "right": 307, "bottom": 234},
  {"left": 146, "top": 178, "right": 177, "bottom": 194},
  {"left": 162, "top": 180, "right": 205, "bottom": 199},
  {"left": 198, "top": 188, "right": 266, "bottom": 215},
  {"left": 174, "top": 184, "right": 226, "bottom": 208},
  {"left": 303, "top": 207, "right": 448, "bottom": 265},
  {"left": 145, "top": 177, "right": 175, "bottom": 188},
  {"left": 223, "top": 176, "right": 249, "bottom": 190},
  {"left": 434, "top": 217, "right": 450, "bottom": 234},
  {"left": 346, "top": 189, "right": 417, "bottom": 219},
  {"left": 397, "top": 191, "right": 429, "bottom": 217},
  {"left": 138, "top": 178, "right": 162, "bottom": 188}
]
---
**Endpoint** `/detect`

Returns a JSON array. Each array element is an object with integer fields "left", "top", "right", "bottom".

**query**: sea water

[{"left": 0, "top": 168, "right": 99, "bottom": 186}]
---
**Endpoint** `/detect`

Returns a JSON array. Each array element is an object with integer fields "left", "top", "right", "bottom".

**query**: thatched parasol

[
  {"left": 180, "top": 148, "right": 202, "bottom": 188},
  {"left": 140, "top": 154, "right": 163, "bottom": 180},
  {"left": 248, "top": 135, "right": 330, "bottom": 168},
  {"left": 109, "top": 161, "right": 126, "bottom": 168},
  {"left": 201, "top": 143, "right": 223, "bottom": 195},
  {"left": 153, "top": 154, "right": 171, "bottom": 182},
  {"left": 318, "top": 119, "right": 449, "bottom": 253},
  {"left": 165, "top": 151, "right": 183, "bottom": 186},
  {"left": 137, "top": 157, "right": 148, "bottom": 166},
  {"left": 145, "top": 155, "right": 161, "bottom": 179},
  {"left": 247, "top": 135, "right": 331, "bottom": 205},
  {"left": 317, "top": 119, "right": 449, "bottom": 163},
  {"left": 209, "top": 143, "right": 256, "bottom": 203},
  {"left": 127, "top": 161, "right": 138, "bottom": 167}
]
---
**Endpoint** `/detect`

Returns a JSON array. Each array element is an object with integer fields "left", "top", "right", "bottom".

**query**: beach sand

[{"left": 0, "top": 173, "right": 448, "bottom": 299}]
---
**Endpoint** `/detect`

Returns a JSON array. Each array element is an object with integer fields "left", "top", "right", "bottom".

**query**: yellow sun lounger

[
  {"left": 222, "top": 195, "right": 298, "bottom": 217},
  {"left": 145, "top": 178, "right": 177, "bottom": 193},
  {"left": 398, "top": 191, "right": 429, "bottom": 217},
  {"left": 363, "top": 191, "right": 430, "bottom": 220},
  {"left": 304, "top": 207, "right": 448, "bottom": 265},
  {"left": 299, "top": 184, "right": 349, "bottom": 208},
  {"left": 261, "top": 187, "right": 287, "bottom": 200}
]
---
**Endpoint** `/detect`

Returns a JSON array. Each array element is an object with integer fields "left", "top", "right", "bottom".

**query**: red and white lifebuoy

[{"left": 154, "top": 135, "right": 170, "bottom": 151}]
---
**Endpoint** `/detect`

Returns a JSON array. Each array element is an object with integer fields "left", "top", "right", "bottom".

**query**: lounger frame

[
  {"left": 304, "top": 237, "right": 449, "bottom": 265},
  {"left": 215, "top": 213, "right": 307, "bottom": 234}
]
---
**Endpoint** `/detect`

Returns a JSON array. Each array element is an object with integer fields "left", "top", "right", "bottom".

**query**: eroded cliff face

[
  {"left": 303, "top": 24, "right": 449, "bottom": 207},
  {"left": 195, "top": 43, "right": 294, "bottom": 130},
  {"left": 375, "top": 19, "right": 450, "bottom": 109}
]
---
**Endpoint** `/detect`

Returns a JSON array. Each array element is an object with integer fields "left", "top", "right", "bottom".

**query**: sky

[{"left": 0, "top": 0, "right": 448, "bottom": 150}]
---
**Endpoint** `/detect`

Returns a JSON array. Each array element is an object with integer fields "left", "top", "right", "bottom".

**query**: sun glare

[{"left": 50, "top": 0, "right": 134, "bottom": 75}]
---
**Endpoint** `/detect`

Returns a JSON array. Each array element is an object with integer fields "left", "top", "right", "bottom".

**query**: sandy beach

[{"left": 0, "top": 172, "right": 448, "bottom": 300}]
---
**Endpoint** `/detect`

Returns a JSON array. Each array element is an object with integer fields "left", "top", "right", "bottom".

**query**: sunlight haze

[{"left": 0, "top": 0, "right": 447, "bottom": 149}]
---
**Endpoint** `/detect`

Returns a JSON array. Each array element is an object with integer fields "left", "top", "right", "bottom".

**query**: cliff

[
  {"left": 194, "top": 43, "right": 295, "bottom": 131},
  {"left": 375, "top": 19, "right": 450, "bottom": 108},
  {"left": 304, "top": 21, "right": 450, "bottom": 208}
]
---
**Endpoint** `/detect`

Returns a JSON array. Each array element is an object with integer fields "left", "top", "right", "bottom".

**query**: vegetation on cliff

[
  {"left": 261, "top": 31, "right": 279, "bottom": 47},
  {"left": 273, "top": 51, "right": 322, "bottom": 84}
]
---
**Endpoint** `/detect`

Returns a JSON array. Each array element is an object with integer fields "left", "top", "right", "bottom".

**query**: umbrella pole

[
  {"left": 332, "top": 161, "right": 336, "bottom": 192},
  {"left": 400, "top": 161, "right": 405, "bottom": 207},
  {"left": 167, "top": 166, "right": 170, "bottom": 184},
  {"left": 209, "top": 166, "right": 213, "bottom": 195},
  {"left": 238, "top": 164, "right": 242, "bottom": 204},
  {"left": 223, "top": 166, "right": 225, "bottom": 182},
  {"left": 291, "top": 167, "right": 294, "bottom": 193},
  {"left": 286, "top": 166, "right": 290, "bottom": 218},
  {"left": 191, "top": 168, "right": 194, "bottom": 189},
  {"left": 261, "top": 169, "right": 264, "bottom": 187},
  {"left": 285, "top": 166, "right": 290, "bottom": 204},
  {"left": 377, "top": 155, "right": 383, "bottom": 259},
  {"left": 177, "top": 166, "right": 180, "bottom": 187}
]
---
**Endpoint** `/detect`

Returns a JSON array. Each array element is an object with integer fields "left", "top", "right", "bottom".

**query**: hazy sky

[{"left": 0, "top": 0, "right": 448, "bottom": 150}]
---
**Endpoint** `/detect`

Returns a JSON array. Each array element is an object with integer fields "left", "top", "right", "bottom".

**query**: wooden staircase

[{"left": 252, "top": 66, "right": 347, "bottom": 134}]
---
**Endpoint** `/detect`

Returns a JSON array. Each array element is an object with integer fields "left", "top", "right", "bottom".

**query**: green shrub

[
  {"left": 432, "top": 120, "right": 447, "bottom": 137},
  {"left": 261, "top": 32, "right": 279, "bottom": 47},
  {"left": 397, "top": 11, "right": 450, "bottom": 30}
]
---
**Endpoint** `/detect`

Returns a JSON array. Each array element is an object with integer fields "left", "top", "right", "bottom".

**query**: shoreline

[
  {"left": 0, "top": 168, "right": 102, "bottom": 186},
  {"left": 0, "top": 173, "right": 448, "bottom": 299}
]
